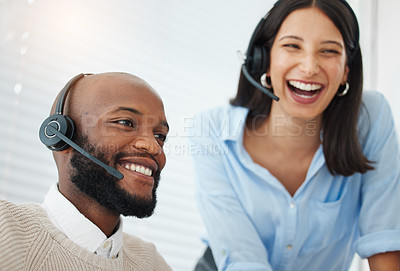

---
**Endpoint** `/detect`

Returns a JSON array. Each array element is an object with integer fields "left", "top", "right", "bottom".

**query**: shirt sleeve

[
  {"left": 187, "top": 110, "right": 273, "bottom": 271},
  {"left": 354, "top": 92, "right": 400, "bottom": 258}
]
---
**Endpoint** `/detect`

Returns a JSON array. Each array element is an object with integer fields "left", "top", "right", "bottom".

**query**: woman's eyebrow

[
  {"left": 321, "top": 40, "right": 343, "bottom": 48},
  {"left": 278, "top": 35, "right": 303, "bottom": 41}
]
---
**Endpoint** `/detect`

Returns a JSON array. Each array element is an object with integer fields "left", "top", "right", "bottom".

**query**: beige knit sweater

[{"left": 0, "top": 200, "right": 172, "bottom": 271}]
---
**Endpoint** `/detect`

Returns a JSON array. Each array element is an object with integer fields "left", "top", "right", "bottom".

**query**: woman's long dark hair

[{"left": 230, "top": 0, "right": 373, "bottom": 176}]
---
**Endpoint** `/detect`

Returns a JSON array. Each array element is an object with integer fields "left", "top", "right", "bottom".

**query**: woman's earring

[
  {"left": 337, "top": 82, "right": 349, "bottom": 97},
  {"left": 260, "top": 73, "right": 272, "bottom": 89}
]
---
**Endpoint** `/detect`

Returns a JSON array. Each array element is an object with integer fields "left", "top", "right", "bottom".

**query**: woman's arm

[
  {"left": 368, "top": 251, "right": 400, "bottom": 271},
  {"left": 187, "top": 109, "right": 273, "bottom": 270},
  {"left": 354, "top": 93, "right": 400, "bottom": 259}
]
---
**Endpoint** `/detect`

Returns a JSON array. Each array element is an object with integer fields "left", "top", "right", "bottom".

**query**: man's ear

[
  {"left": 52, "top": 147, "right": 73, "bottom": 166},
  {"left": 53, "top": 146, "right": 73, "bottom": 155}
]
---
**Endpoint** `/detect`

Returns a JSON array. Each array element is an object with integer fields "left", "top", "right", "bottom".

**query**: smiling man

[{"left": 0, "top": 73, "right": 172, "bottom": 270}]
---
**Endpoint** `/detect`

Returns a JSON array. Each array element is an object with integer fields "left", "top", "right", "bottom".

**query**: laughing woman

[{"left": 189, "top": 0, "right": 400, "bottom": 270}]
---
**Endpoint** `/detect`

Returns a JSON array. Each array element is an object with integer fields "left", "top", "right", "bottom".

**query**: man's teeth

[
  {"left": 124, "top": 163, "right": 153, "bottom": 176},
  {"left": 289, "top": 80, "right": 321, "bottom": 91}
]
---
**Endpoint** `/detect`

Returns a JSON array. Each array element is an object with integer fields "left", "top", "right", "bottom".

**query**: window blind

[{"left": 0, "top": 1, "right": 275, "bottom": 270}]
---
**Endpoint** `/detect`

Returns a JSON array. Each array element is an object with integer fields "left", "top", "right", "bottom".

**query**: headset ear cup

[
  {"left": 248, "top": 46, "right": 267, "bottom": 74},
  {"left": 39, "top": 114, "right": 75, "bottom": 151}
]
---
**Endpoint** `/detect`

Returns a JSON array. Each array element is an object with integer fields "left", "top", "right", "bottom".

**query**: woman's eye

[
  {"left": 117, "top": 120, "right": 134, "bottom": 127},
  {"left": 154, "top": 133, "right": 167, "bottom": 142},
  {"left": 283, "top": 44, "right": 300, "bottom": 49},
  {"left": 321, "top": 49, "right": 340, "bottom": 55}
]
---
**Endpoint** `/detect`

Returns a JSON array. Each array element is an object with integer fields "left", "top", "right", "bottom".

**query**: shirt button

[
  {"left": 286, "top": 244, "right": 293, "bottom": 250},
  {"left": 290, "top": 202, "right": 295, "bottom": 208},
  {"left": 103, "top": 241, "right": 110, "bottom": 248}
]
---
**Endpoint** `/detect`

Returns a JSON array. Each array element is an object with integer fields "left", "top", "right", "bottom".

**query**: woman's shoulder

[
  {"left": 195, "top": 104, "right": 248, "bottom": 121},
  {"left": 190, "top": 104, "right": 248, "bottom": 136},
  {"left": 358, "top": 90, "right": 396, "bottom": 145},
  {"left": 361, "top": 90, "right": 388, "bottom": 112},
  {"left": 360, "top": 90, "right": 393, "bottom": 122}
]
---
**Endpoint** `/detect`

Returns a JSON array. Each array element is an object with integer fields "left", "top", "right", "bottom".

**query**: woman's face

[{"left": 268, "top": 7, "right": 349, "bottom": 120}]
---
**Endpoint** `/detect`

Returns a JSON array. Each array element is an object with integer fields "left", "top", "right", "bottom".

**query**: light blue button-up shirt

[{"left": 188, "top": 91, "right": 400, "bottom": 271}]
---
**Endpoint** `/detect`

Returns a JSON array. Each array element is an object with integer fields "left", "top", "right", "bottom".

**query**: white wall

[{"left": 376, "top": 0, "right": 400, "bottom": 129}]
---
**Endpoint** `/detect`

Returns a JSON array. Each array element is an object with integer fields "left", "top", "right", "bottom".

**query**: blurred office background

[{"left": 0, "top": 0, "right": 398, "bottom": 270}]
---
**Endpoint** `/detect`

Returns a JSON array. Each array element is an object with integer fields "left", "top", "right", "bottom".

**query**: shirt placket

[{"left": 277, "top": 198, "right": 298, "bottom": 271}]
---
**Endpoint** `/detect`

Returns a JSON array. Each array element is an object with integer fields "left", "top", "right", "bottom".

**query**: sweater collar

[{"left": 41, "top": 183, "right": 123, "bottom": 258}]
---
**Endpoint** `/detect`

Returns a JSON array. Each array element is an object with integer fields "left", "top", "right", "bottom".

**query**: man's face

[
  {"left": 69, "top": 134, "right": 161, "bottom": 217},
  {"left": 67, "top": 74, "right": 169, "bottom": 217}
]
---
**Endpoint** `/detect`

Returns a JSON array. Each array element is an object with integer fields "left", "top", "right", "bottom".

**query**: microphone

[
  {"left": 237, "top": 50, "right": 279, "bottom": 101},
  {"left": 46, "top": 125, "right": 124, "bottom": 180}
]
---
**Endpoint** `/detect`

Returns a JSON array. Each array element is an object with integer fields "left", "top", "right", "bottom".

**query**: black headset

[
  {"left": 39, "top": 74, "right": 123, "bottom": 179},
  {"left": 241, "top": 15, "right": 279, "bottom": 101},
  {"left": 39, "top": 74, "right": 85, "bottom": 151}
]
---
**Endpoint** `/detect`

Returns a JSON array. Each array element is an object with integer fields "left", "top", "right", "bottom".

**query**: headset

[
  {"left": 39, "top": 74, "right": 124, "bottom": 180},
  {"left": 240, "top": 16, "right": 280, "bottom": 101}
]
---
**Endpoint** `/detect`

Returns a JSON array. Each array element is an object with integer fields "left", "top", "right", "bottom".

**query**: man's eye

[
  {"left": 154, "top": 134, "right": 167, "bottom": 142},
  {"left": 117, "top": 120, "right": 134, "bottom": 127}
]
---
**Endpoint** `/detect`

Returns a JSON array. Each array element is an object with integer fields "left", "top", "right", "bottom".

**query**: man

[{"left": 0, "top": 73, "right": 172, "bottom": 270}]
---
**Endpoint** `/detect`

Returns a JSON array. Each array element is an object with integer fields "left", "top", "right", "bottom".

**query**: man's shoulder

[
  {"left": 122, "top": 233, "right": 157, "bottom": 252},
  {"left": 0, "top": 200, "right": 42, "bottom": 229},
  {"left": 0, "top": 199, "right": 40, "bottom": 216},
  {"left": 0, "top": 199, "right": 23, "bottom": 218},
  {"left": 0, "top": 199, "right": 14, "bottom": 208},
  {"left": 0, "top": 200, "right": 46, "bottom": 268},
  {"left": 122, "top": 233, "right": 172, "bottom": 270}
]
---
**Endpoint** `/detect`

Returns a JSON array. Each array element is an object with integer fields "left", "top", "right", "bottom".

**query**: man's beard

[{"left": 69, "top": 135, "right": 160, "bottom": 218}]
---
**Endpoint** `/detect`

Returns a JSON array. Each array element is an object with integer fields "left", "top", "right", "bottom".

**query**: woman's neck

[{"left": 251, "top": 112, "right": 322, "bottom": 153}]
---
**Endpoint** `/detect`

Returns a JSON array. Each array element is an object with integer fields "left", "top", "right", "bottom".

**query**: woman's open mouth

[
  {"left": 287, "top": 80, "right": 323, "bottom": 97},
  {"left": 287, "top": 80, "right": 324, "bottom": 104}
]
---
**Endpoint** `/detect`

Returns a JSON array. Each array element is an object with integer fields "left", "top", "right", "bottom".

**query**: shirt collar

[
  {"left": 41, "top": 183, "right": 123, "bottom": 258},
  {"left": 219, "top": 106, "right": 325, "bottom": 143},
  {"left": 219, "top": 105, "right": 249, "bottom": 142}
]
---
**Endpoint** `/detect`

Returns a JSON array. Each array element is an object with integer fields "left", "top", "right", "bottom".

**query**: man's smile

[{"left": 120, "top": 162, "right": 153, "bottom": 177}]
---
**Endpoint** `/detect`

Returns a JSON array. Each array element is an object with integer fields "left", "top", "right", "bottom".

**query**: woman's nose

[{"left": 298, "top": 53, "right": 320, "bottom": 76}]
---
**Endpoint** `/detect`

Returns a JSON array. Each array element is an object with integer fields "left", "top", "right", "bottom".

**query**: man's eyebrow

[
  {"left": 162, "top": 120, "right": 170, "bottom": 132},
  {"left": 113, "top": 106, "right": 143, "bottom": 115}
]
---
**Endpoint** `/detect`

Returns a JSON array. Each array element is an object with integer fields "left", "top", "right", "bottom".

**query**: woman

[{"left": 189, "top": 0, "right": 400, "bottom": 270}]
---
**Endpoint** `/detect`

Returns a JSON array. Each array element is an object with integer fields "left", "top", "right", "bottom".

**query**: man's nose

[{"left": 132, "top": 134, "right": 163, "bottom": 155}]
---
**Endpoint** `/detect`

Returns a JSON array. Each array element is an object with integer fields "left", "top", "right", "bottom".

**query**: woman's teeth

[
  {"left": 288, "top": 80, "right": 322, "bottom": 97},
  {"left": 288, "top": 80, "right": 322, "bottom": 91},
  {"left": 123, "top": 163, "right": 153, "bottom": 176}
]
